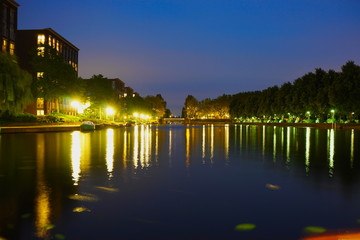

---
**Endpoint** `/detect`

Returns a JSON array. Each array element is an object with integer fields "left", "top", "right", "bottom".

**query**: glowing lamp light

[
  {"left": 71, "top": 101, "right": 80, "bottom": 108},
  {"left": 106, "top": 107, "right": 115, "bottom": 116},
  {"left": 71, "top": 100, "right": 85, "bottom": 114},
  {"left": 133, "top": 112, "right": 139, "bottom": 118}
]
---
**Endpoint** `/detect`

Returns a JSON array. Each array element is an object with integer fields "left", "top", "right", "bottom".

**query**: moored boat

[{"left": 80, "top": 121, "right": 95, "bottom": 131}]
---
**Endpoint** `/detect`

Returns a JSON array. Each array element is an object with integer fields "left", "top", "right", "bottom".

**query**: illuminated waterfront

[{"left": 0, "top": 125, "right": 360, "bottom": 239}]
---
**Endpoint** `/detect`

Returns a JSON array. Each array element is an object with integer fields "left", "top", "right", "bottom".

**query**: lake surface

[{"left": 1, "top": 124, "right": 360, "bottom": 240}]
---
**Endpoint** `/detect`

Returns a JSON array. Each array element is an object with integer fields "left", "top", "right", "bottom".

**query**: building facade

[
  {"left": 16, "top": 28, "right": 79, "bottom": 115},
  {"left": 0, "top": 0, "right": 18, "bottom": 55}
]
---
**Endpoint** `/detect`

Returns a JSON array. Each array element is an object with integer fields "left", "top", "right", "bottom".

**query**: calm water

[{"left": 1, "top": 124, "right": 360, "bottom": 240}]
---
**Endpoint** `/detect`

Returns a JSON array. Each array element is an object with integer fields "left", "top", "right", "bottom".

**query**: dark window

[{"left": 2, "top": 5, "right": 8, "bottom": 37}]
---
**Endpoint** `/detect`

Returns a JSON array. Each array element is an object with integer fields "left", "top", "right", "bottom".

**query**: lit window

[
  {"left": 56, "top": 41, "right": 59, "bottom": 51},
  {"left": 37, "top": 34, "right": 45, "bottom": 45},
  {"left": 37, "top": 47, "right": 45, "bottom": 56},
  {"left": 37, "top": 72, "right": 44, "bottom": 78},
  {"left": 37, "top": 98, "right": 44, "bottom": 108},
  {"left": 52, "top": 38, "right": 56, "bottom": 48},
  {"left": 9, "top": 43, "right": 14, "bottom": 55},
  {"left": 48, "top": 36, "right": 52, "bottom": 47},
  {"left": 37, "top": 110, "right": 45, "bottom": 115},
  {"left": 2, "top": 39, "right": 7, "bottom": 51}
]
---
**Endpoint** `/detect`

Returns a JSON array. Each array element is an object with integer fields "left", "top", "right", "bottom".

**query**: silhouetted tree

[{"left": 0, "top": 52, "right": 33, "bottom": 116}]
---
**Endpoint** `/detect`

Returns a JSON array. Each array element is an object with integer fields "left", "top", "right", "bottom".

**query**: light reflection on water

[
  {"left": 305, "top": 127, "right": 310, "bottom": 173},
  {"left": 1, "top": 124, "right": 360, "bottom": 240},
  {"left": 71, "top": 131, "right": 81, "bottom": 185},
  {"left": 328, "top": 128, "right": 335, "bottom": 177},
  {"left": 35, "top": 134, "right": 51, "bottom": 239},
  {"left": 65, "top": 125, "right": 357, "bottom": 184},
  {"left": 66, "top": 125, "right": 355, "bottom": 185},
  {"left": 106, "top": 129, "right": 114, "bottom": 179}
]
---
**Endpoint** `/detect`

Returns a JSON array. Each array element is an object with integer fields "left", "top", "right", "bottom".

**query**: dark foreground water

[{"left": 1, "top": 124, "right": 360, "bottom": 240}]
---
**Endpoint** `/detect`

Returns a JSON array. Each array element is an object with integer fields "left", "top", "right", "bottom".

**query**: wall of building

[{"left": 0, "top": 0, "right": 18, "bottom": 55}]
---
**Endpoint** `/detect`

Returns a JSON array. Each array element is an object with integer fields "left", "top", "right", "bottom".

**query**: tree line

[
  {"left": 183, "top": 61, "right": 360, "bottom": 123},
  {"left": 230, "top": 61, "right": 360, "bottom": 122},
  {"left": 183, "top": 94, "right": 232, "bottom": 119}
]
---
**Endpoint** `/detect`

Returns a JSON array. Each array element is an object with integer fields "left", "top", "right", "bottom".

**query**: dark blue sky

[{"left": 17, "top": 0, "right": 360, "bottom": 114}]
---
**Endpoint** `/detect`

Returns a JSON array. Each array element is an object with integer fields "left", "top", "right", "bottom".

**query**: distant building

[
  {"left": 16, "top": 28, "right": 79, "bottom": 115},
  {"left": 0, "top": 0, "right": 18, "bottom": 55},
  {"left": 108, "top": 78, "right": 139, "bottom": 98},
  {"left": 16, "top": 28, "right": 79, "bottom": 75}
]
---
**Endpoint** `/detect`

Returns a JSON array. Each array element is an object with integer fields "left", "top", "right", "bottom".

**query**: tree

[
  {"left": 31, "top": 46, "right": 84, "bottom": 112},
  {"left": 184, "top": 95, "right": 199, "bottom": 118},
  {"left": 145, "top": 94, "right": 167, "bottom": 118},
  {"left": 86, "top": 74, "right": 118, "bottom": 118},
  {"left": 0, "top": 52, "right": 33, "bottom": 116}
]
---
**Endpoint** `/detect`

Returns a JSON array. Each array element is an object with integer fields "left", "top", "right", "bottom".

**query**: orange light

[{"left": 302, "top": 230, "right": 360, "bottom": 240}]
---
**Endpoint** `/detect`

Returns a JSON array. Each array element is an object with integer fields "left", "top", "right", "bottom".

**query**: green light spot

[
  {"left": 304, "top": 226, "right": 326, "bottom": 233},
  {"left": 42, "top": 224, "right": 55, "bottom": 230},
  {"left": 55, "top": 234, "right": 65, "bottom": 239},
  {"left": 234, "top": 223, "right": 256, "bottom": 231}
]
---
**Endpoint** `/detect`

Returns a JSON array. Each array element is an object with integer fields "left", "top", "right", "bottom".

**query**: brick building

[
  {"left": 16, "top": 28, "right": 79, "bottom": 115},
  {"left": 0, "top": 0, "right": 18, "bottom": 55}
]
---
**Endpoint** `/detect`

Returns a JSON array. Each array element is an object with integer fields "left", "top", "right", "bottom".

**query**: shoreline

[
  {"left": 1, "top": 121, "right": 360, "bottom": 134},
  {"left": 230, "top": 122, "right": 360, "bottom": 130}
]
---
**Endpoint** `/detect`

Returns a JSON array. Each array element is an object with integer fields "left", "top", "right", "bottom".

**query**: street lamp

[
  {"left": 331, "top": 109, "right": 335, "bottom": 119},
  {"left": 106, "top": 107, "right": 115, "bottom": 121}
]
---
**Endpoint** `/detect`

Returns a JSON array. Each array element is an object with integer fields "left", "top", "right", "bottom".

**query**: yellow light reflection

[
  {"left": 240, "top": 125, "right": 243, "bottom": 151},
  {"left": 273, "top": 126, "right": 277, "bottom": 161},
  {"left": 169, "top": 127, "right": 173, "bottom": 160},
  {"left": 351, "top": 129, "right": 354, "bottom": 168},
  {"left": 210, "top": 124, "right": 214, "bottom": 162},
  {"left": 35, "top": 134, "right": 51, "bottom": 239},
  {"left": 305, "top": 127, "right": 311, "bottom": 173},
  {"left": 144, "top": 125, "right": 151, "bottom": 167},
  {"left": 280, "top": 127, "right": 284, "bottom": 152},
  {"left": 140, "top": 125, "right": 145, "bottom": 168},
  {"left": 155, "top": 127, "right": 159, "bottom": 164},
  {"left": 262, "top": 125, "right": 266, "bottom": 156},
  {"left": 133, "top": 125, "right": 139, "bottom": 168},
  {"left": 202, "top": 125, "right": 206, "bottom": 162},
  {"left": 123, "top": 130, "right": 127, "bottom": 169},
  {"left": 186, "top": 127, "right": 190, "bottom": 167},
  {"left": 245, "top": 125, "right": 249, "bottom": 150},
  {"left": 71, "top": 131, "right": 81, "bottom": 185},
  {"left": 286, "top": 127, "right": 291, "bottom": 164},
  {"left": 328, "top": 129, "right": 335, "bottom": 177},
  {"left": 106, "top": 129, "right": 114, "bottom": 179},
  {"left": 224, "top": 124, "right": 229, "bottom": 160}
]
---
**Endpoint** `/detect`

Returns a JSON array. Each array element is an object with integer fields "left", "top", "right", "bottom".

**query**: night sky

[{"left": 16, "top": 0, "right": 360, "bottom": 115}]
